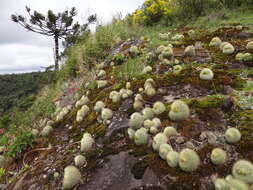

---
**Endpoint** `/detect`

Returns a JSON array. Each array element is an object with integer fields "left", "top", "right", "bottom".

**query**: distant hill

[{"left": 0, "top": 71, "right": 54, "bottom": 115}]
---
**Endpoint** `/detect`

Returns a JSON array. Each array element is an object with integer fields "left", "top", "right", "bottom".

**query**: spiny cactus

[
  {"left": 81, "top": 134, "right": 95, "bottom": 153},
  {"left": 161, "top": 47, "right": 173, "bottom": 58},
  {"left": 129, "top": 45, "right": 139, "bottom": 54},
  {"left": 127, "top": 128, "right": 135, "bottom": 140},
  {"left": 246, "top": 41, "right": 253, "bottom": 50},
  {"left": 31, "top": 129, "right": 39, "bottom": 137},
  {"left": 232, "top": 160, "right": 253, "bottom": 183},
  {"left": 169, "top": 100, "right": 190, "bottom": 121},
  {"left": 152, "top": 133, "right": 168, "bottom": 152},
  {"left": 184, "top": 45, "right": 196, "bottom": 57},
  {"left": 227, "top": 179, "right": 249, "bottom": 190},
  {"left": 209, "top": 37, "right": 222, "bottom": 46},
  {"left": 222, "top": 43, "right": 235, "bottom": 55},
  {"left": 41, "top": 125, "right": 53, "bottom": 137},
  {"left": 166, "top": 151, "right": 179, "bottom": 168},
  {"left": 145, "top": 87, "right": 156, "bottom": 97},
  {"left": 144, "top": 120, "right": 155, "bottom": 129},
  {"left": 211, "top": 148, "right": 227, "bottom": 165},
  {"left": 62, "top": 166, "right": 81, "bottom": 189},
  {"left": 101, "top": 108, "right": 113, "bottom": 120},
  {"left": 134, "top": 128, "right": 148, "bottom": 146},
  {"left": 153, "top": 101, "right": 166, "bottom": 115},
  {"left": 150, "top": 126, "right": 159, "bottom": 134},
  {"left": 200, "top": 68, "right": 214, "bottom": 80},
  {"left": 94, "top": 101, "right": 105, "bottom": 113},
  {"left": 163, "top": 126, "right": 177, "bottom": 138},
  {"left": 74, "top": 155, "right": 86, "bottom": 167},
  {"left": 142, "top": 107, "right": 155, "bottom": 120},
  {"left": 159, "top": 143, "right": 173, "bottom": 160},
  {"left": 179, "top": 148, "right": 200, "bottom": 172},
  {"left": 213, "top": 178, "right": 229, "bottom": 190},
  {"left": 156, "top": 45, "right": 166, "bottom": 54},
  {"left": 173, "top": 65, "right": 183, "bottom": 75},
  {"left": 172, "top": 34, "right": 184, "bottom": 41},
  {"left": 220, "top": 42, "right": 230, "bottom": 51},
  {"left": 126, "top": 82, "right": 131, "bottom": 89},
  {"left": 143, "top": 66, "right": 153, "bottom": 74},
  {"left": 75, "top": 96, "right": 89, "bottom": 107},
  {"left": 76, "top": 105, "right": 90, "bottom": 122},
  {"left": 152, "top": 118, "right": 161, "bottom": 128},
  {"left": 97, "top": 80, "right": 108, "bottom": 88},
  {"left": 188, "top": 29, "right": 196, "bottom": 37},
  {"left": 133, "top": 100, "right": 143, "bottom": 111},
  {"left": 128, "top": 112, "right": 144, "bottom": 130},
  {"left": 225, "top": 127, "right": 241, "bottom": 144}
]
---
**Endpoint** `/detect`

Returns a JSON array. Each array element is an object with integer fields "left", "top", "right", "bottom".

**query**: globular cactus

[
  {"left": 94, "top": 101, "right": 105, "bottom": 113},
  {"left": 246, "top": 41, "right": 253, "bottom": 50},
  {"left": 220, "top": 42, "right": 230, "bottom": 51},
  {"left": 41, "top": 125, "right": 53, "bottom": 137},
  {"left": 142, "top": 107, "right": 155, "bottom": 120},
  {"left": 209, "top": 37, "right": 222, "bottom": 47},
  {"left": 211, "top": 148, "right": 227, "bottom": 165},
  {"left": 97, "top": 80, "right": 108, "bottom": 88},
  {"left": 232, "top": 160, "right": 253, "bottom": 183},
  {"left": 143, "top": 66, "right": 153, "bottom": 74},
  {"left": 126, "top": 82, "right": 131, "bottom": 89},
  {"left": 227, "top": 179, "right": 249, "bottom": 190},
  {"left": 101, "top": 108, "right": 113, "bottom": 120},
  {"left": 75, "top": 96, "right": 89, "bottom": 107},
  {"left": 144, "top": 120, "right": 155, "bottom": 129},
  {"left": 153, "top": 101, "right": 166, "bottom": 115},
  {"left": 127, "top": 128, "right": 135, "bottom": 140},
  {"left": 62, "top": 166, "right": 81, "bottom": 189},
  {"left": 133, "top": 100, "right": 143, "bottom": 111},
  {"left": 163, "top": 126, "right": 177, "bottom": 138},
  {"left": 172, "top": 34, "right": 184, "bottom": 41},
  {"left": 145, "top": 87, "right": 156, "bottom": 97},
  {"left": 166, "top": 151, "right": 179, "bottom": 168},
  {"left": 159, "top": 143, "right": 173, "bottom": 160},
  {"left": 152, "top": 118, "right": 161, "bottom": 128},
  {"left": 81, "top": 133, "right": 95, "bottom": 153},
  {"left": 134, "top": 128, "right": 148, "bottom": 146},
  {"left": 150, "top": 126, "right": 159, "bottom": 134},
  {"left": 179, "top": 148, "right": 200, "bottom": 172},
  {"left": 128, "top": 112, "right": 144, "bottom": 130},
  {"left": 152, "top": 133, "right": 168, "bottom": 152},
  {"left": 213, "top": 178, "right": 229, "bottom": 190},
  {"left": 74, "top": 155, "right": 86, "bottom": 167},
  {"left": 76, "top": 105, "right": 90, "bottom": 122},
  {"left": 222, "top": 43, "right": 235, "bottom": 55},
  {"left": 184, "top": 45, "right": 196, "bottom": 57},
  {"left": 173, "top": 65, "right": 183, "bottom": 75},
  {"left": 200, "top": 68, "right": 214, "bottom": 80},
  {"left": 225, "top": 127, "right": 241, "bottom": 144},
  {"left": 169, "top": 100, "right": 190, "bottom": 121}
]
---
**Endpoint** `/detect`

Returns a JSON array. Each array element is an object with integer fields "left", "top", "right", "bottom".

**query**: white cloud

[{"left": 0, "top": 0, "right": 144, "bottom": 74}]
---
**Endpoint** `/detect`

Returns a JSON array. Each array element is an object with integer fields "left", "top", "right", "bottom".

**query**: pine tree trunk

[{"left": 54, "top": 36, "right": 59, "bottom": 71}]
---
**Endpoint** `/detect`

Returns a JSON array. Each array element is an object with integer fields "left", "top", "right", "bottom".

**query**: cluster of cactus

[
  {"left": 100, "top": 108, "right": 113, "bottom": 125},
  {"left": 144, "top": 78, "right": 156, "bottom": 97},
  {"left": 76, "top": 105, "right": 90, "bottom": 122},
  {"left": 213, "top": 159, "right": 253, "bottom": 190},
  {"left": 209, "top": 37, "right": 235, "bottom": 54},
  {"left": 133, "top": 94, "right": 144, "bottom": 111},
  {"left": 75, "top": 96, "right": 89, "bottom": 108},
  {"left": 236, "top": 52, "right": 252, "bottom": 62},
  {"left": 187, "top": 29, "right": 196, "bottom": 38},
  {"left": 56, "top": 105, "right": 72, "bottom": 121},
  {"left": 158, "top": 32, "right": 171, "bottom": 40},
  {"left": 41, "top": 125, "right": 53, "bottom": 137},
  {"left": 171, "top": 34, "right": 184, "bottom": 41},
  {"left": 94, "top": 101, "right": 105, "bottom": 113},
  {"left": 96, "top": 80, "right": 108, "bottom": 88}
]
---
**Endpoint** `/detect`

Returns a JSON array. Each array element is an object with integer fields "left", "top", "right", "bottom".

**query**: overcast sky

[{"left": 0, "top": 0, "right": 144, "bottom": 74}]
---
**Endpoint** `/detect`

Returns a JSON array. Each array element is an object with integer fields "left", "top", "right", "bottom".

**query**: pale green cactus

[
  {"left": 145, "top": 87, "right": 156, "bottom": 97},
  {"left": 143, "top": 66, "right": 153, "bottom": 74},
  {"left": 220, "top": 42, "right": 230, "bottom": 51},
  {"left": 227, "top": 179, "right": 249, "bottom": 190},
  {"left": 97, "top": 80, "right": 108, "bottom": 88},
  {"left": 184, "top": 45, "right": 196, "bottom": 57},
  {"left": 156, "top": 45, "right": 166, "bottom": 54},
  {"left": 235, "top": 53, "right": 245, "bottom": 62},
  {"left": 179, "top": 148, "right": 200, "bottom": 172},
  {"left": 150, "top": 126, "right": 159, "bottom": 134},
  {"left": 232, "top": 160, "right": 253, "bottom": 183},
  {"left": 172, "top": 34, "right": 184, "bottom": 41},
  {"left": 211, "top": 148, "right": 227, "bottom": 165},
  {"left": 188, "top": 29, "right": 196, "bottom": 37},
  {"left": 127, "top": 128, "right": 135, "bottom": 140},
  {"left": 129, "top": 45, "right": 139, "bottom": 54},
  {"left": 142, "top": 107, "right": 155, "bottom": 120},
  {"left": 81, "top": 135, "right": 95, "bottom": 153},
  {"left": 75, "top": 96, "right": 89, "bottom": 107},
  {"left": 166, "top": 151, "right": 179, "bottom": 168},
  {"left": 31, "top": 129, "right": 39, "bottom": 137},
  {"left": 246, "top": 41, "right": 253, "bottom": 50},
  {"left": 97, "top": 70, "right": 106, "bottom": 78},
  {"left": 213, "top": 178, "right": 229, "bottom": 190},
  {"left": 161, "top": 47, "right": 173, "bottom": 58},
  {"left": 41, "top": 125, "right": 53, "bottom": 137},
  {"left": 159, "top": 143, "right": 173, "bottom": 160},
  {"left": 101, "top": 108, "right": 113, "bottom": 120},
  {"left": 163, "top": 126, "right": 177, "bottom": 138},
  {"left": 153, "top": 101, "right": 166, "bottom": 115},
  {"left": 152, "top": 118, "right": 161, "bottom": 128},
  {"left": 200, "top": 68, "right": 214, "bottom": 80},
  {"left": 173, "top": 65, "right": 183, "bottom": 75},
  {"left": 74, "top": 155, "right": 86, "bottom": 167},
  {"left": 209, "top": 37, "right": 222, "bottom": 47},
  {"left": 128, "top": 112, "right": 144, "bottom": 130},
  {"left": 169, "top": 100, "right": 190, "bottom": 121},
  {"left": 144, "top": 120, "right": 155, "bottom": 129},
  {"left": 62, "top": 166, "right": 81, "bottom": 189},
  {"left": 94, "top": 101, "right": 105, "bottom": 113},
  {"left": 134, "top": 128, "right": 148, "bottom": 146},
  {"left": 133, "top": 100, "right": 143, "bottom": 111},
  {"left": 126, "top": 82, "right": 131, "bottom": 89},
  {"left": 225, "top": 127, "right": 241, "bottom": 144},
  {"left": 76, "top": 105, "right": 90, "bottom": 122},
  {"left": 222, "top": 43, "right": 235, "bottom": 55},
  {"left": 152, "top": 133, "right": 168, "bottom": 152}
]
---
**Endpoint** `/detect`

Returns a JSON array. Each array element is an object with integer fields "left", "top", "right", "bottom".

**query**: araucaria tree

[{"left": 11, "top": 7, "right": 96, "bottom": 70}]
